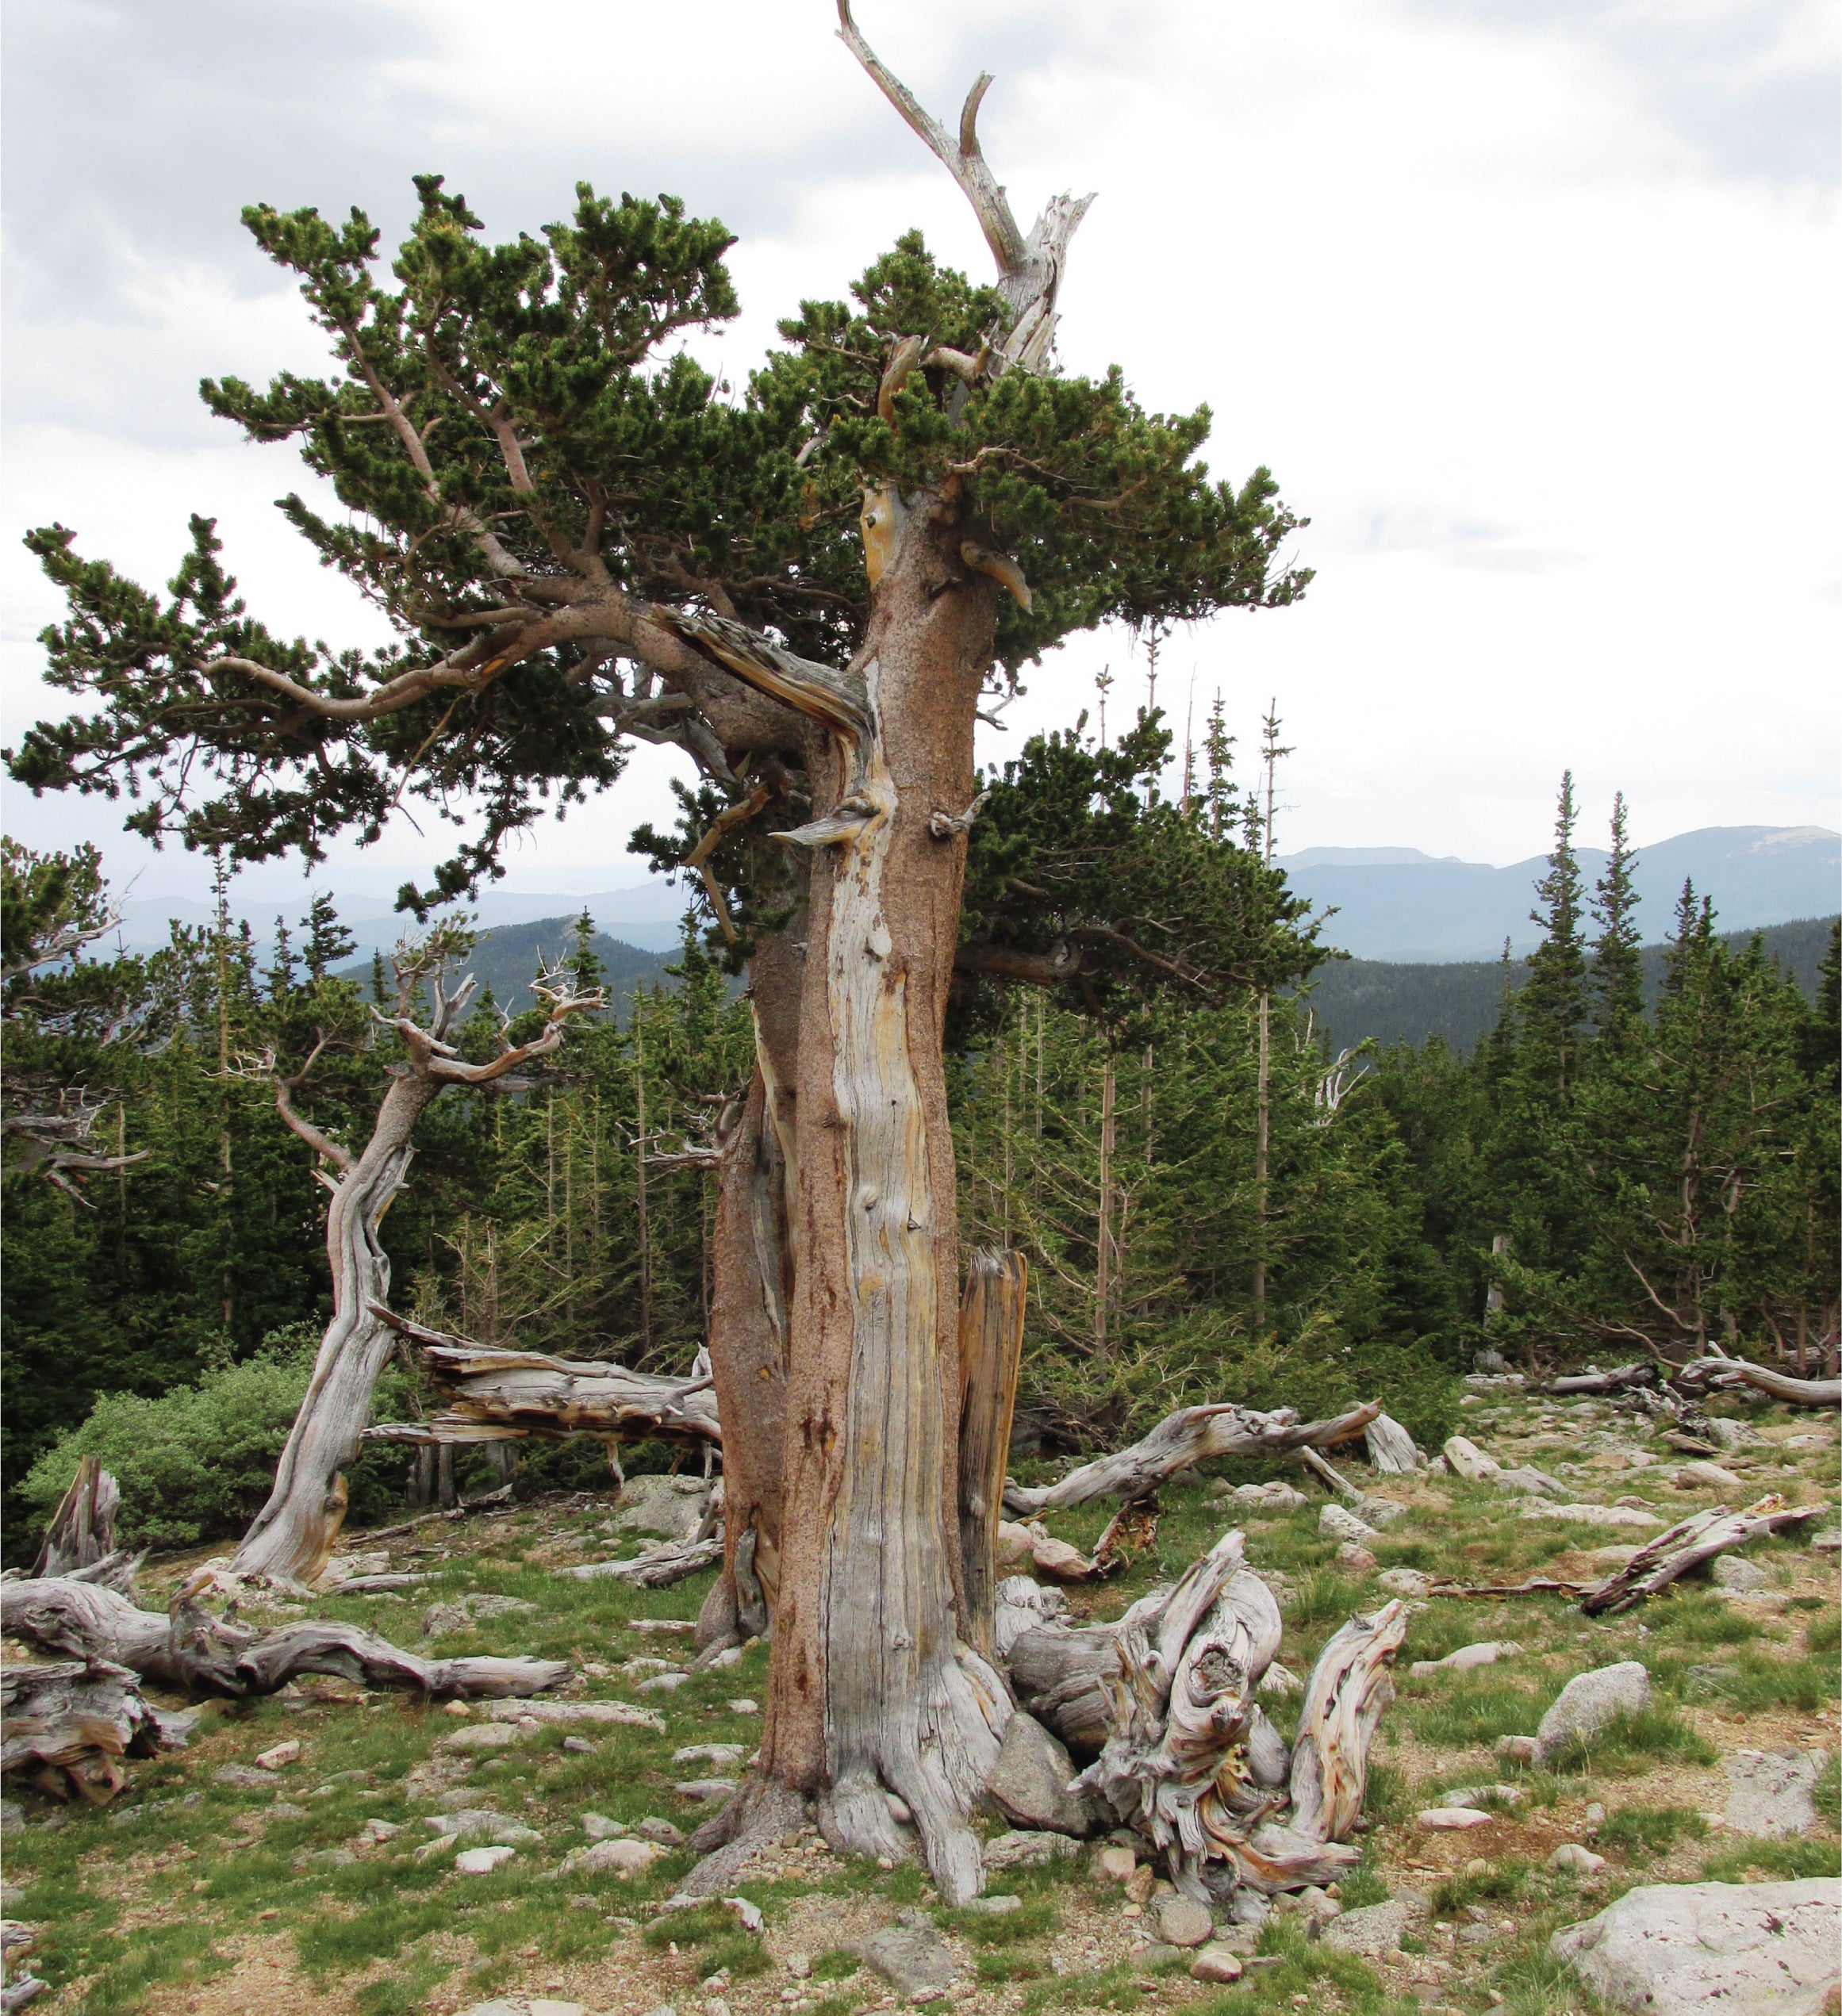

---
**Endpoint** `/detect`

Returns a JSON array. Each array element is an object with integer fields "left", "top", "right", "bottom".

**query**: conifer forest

[{"left": 0, "top": 8, "right": 1836, "bottom": 2013}]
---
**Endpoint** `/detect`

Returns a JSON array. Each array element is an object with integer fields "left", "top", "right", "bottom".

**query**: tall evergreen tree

[
  {"left": 1590, "top": 790, "right": 1643, "bottom": 1043},
  {"left": 1520, "top": 770, "right": 1587, "bottom": 1093}
]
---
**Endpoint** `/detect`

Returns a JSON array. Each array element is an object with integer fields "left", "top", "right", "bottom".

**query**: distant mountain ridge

[{"left": 1278, "top": 824, "right": 1839, "bottom": 963}]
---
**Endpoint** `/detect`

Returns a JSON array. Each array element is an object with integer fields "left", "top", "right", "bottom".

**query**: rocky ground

[{"left": 2, "top": 1379, "right": 1837, "bottom": 2016}]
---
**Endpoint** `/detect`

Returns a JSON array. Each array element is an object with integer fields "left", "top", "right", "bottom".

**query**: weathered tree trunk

[
  {"left": 1, "top": 1577, "right": 569, "bottom": 1700},
  {"left": 1548, "top": 1363, "right": 1653, "bottom": 1396},
  {"left": 233, "top": 963, "right": 599, "bottom": 1586},
  {"left": 1, "top": 1657, "right": 196, "bottom": 1806},
  {"left": 1580, "top": 1495, "right": 1820, "bottom": 1615},
  {"left": 1004, "top": 1398, "right": 1382, "bottom": 1516},
  {"left": 957, "top": 1250, "right": 1029, "bottom": 1658},
  {"left": 1362, "top": 1413, "right": 1422, "bottom": 1474},
  {"left": 31, "top": 1455, "right": 121, "bottom": 1577}
]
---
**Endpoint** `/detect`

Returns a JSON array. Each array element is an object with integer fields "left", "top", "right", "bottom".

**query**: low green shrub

[{"left": 20, "top": 1328, "right": 413, "bottom": 1550}]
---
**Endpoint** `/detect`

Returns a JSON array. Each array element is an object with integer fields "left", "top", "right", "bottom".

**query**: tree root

[
  {"left": 678, "top": 1777, "right": 811, "bottom": 1897},
  {"left": 1, "top": 1657, "right": 198, "bottom": 1806}
]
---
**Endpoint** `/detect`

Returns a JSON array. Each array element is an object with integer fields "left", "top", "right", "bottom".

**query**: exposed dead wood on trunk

[
  {"left": 232, "top": 951, "right": 601, "bottom": 1587},
  {"left": 957, "top": 1250, "right": 1029, "bottom": 1657},
  {"left": 30, "top": 1457, "right": 121, "bottom": 1578},
  {"left": 1004, "top": 1400, "right": 1382, "bottom": 1516},
  {"left": 1, "top": 1577, "right": 569, "bottom": 1700},
  {"left": 1580, "top": 1496, "right": 1821, "bottom": 1616},
  {"left": 363, "top": 1307, "right": 720, "bottom": 1448},
  {"left": 1673, "top": 1355, "right": 1842, "bottom": 1409},
  {"left": 1363, "top": 1414, "right": 1422, "bottom": 1474},
  {"left": 1, "top": 1658, "right": 198, "bottom": 1806}
]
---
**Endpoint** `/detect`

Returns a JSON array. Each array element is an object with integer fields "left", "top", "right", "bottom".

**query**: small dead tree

[{"left": 231, "top": 940, "right": 601, "bottom": 1585}]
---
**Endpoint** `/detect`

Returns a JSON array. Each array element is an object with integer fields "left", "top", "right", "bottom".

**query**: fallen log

[
  {"left": 1424, "top": 1576, "right": 1598, "bottom": 1601},
  {"left": 30, "top": 1457, "right": 121, "bottom": 1579},
  {"left": 1672, "top": 1356, "right": 1842, "bottom": 1410},
  {"left": 1, "top": 1657, "right": 198, "bottom": 1805},
  {"left": 1003, "top": 1400, "right": 1382, "bottom": 1516},
  {"left": 558, "top": 1537, "right": 723, "bottom": 1588},
  {"left": 364, "top": 1306, "right": 722, "bottom": 1447},
  {"left": 1548, "top": 1363, "right": 1654, "bottom": 1396},
  {"left": 1580, "top": 1496, "right": 1821, "bottom": 1616},
  {"left": 1, "top": 1577, "right": 569, "bottom": 1700}
]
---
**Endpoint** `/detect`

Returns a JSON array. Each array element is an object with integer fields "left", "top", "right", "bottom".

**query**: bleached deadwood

[
  {"left": 1548, "top": 1363, "right": 1653, "bottom": 1396},
  {"left": 1580, "top": 1495, "right": 1821, "bottom": 1616},
  {"left": 1, "top": 1658, "right": 198, "bottom": 1805},
  {"left": 1285, "top": 1600, "right": 1407, "bottom": 1845},
  {"left": 1424, "top": 1575, "right": 1597, "bottom": 1601},
  {"left": 232, "top": 952, "right": 603, "bottom": 1586},
  {"left": 1003, "top": 1400, "right": 1382, "bottom": 1516},
  {"left": 0, "top": 1577, "right": 569, "bottom": 1700},
  {"left": 30, "top": 1456, "right": 121, "bottom": 1578},
  {"left": 363, "top": 1307, "right": 721, "bottom": 1450},
  {"left": 1673, "top": 1356, "right": 1842, "bottom": 1409},
  {"left": 1363, "top": 1414, "right": 1422, "bottom": 1474},
  {"left": 1295, "top": 1443, "right": 1364, "bottom": 1504},
  {"left": 558, "top": 1538, "right": 723, "bottom": 1588},
  {"left": 957, "top": 1250, "right": 1028, "bottom": 1658}
]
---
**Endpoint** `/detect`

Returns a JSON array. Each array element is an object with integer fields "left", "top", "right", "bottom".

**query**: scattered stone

[
  {"left": 1550, "top": 1878, "right": 1840, "bottom": 2016},
  {"left": 1229, "top": 1481, "right": 1308, "bottom": 1510},
  {"left": 1534, "top": 1661, "right": 1651, "bottom": 1765},
  {"left": 636, "top": 1816, "right": 685, "bottom": 1846},
  {"left": 614, "top": 1472, "right": 716, "bottom": 1540},
  {"left": 1411, "top": 1640, "right": 1520, "bottom": 1678},
  {"left": 1586, "top": 1803, "right": 1606, "bottom": 1826},
  {"left": 562, "top": 1736, "right": 596, "bottom": 1755},
  {"left": 529, "top": 2002, "right": 587, "bottom": 2016},
  {"left": 1377, "top": 1568, "right": 1433, "bottom": 1599},
  {"left": 1190, "top": 1945, "right": 1245, "bottom": 1983},
  {"left": 1520, "top": 1502, "right": 1665, "bottom": 1530},
  {"left": 1443, "top": 1436, "right": 1501, "bottom": 1481},
  {"left": 439, "top": 1723, "right": 520, "bottom": 1752},
  {"left": 727, "top": 1698, "right": 760, "bottom": 1715},
  {"left": 1725, "top": 1750, "right": 1825, "bottom": 1838},
  {"left": 300, "top": 1846, "right": 357, "bottom": 1869},
  {"left": 1496, "top": 1735, "right": 1539, "bottom": 1765},
  {"left": 638, "top": 1673, "right": 690, "bottom": 1694},
  {"left": 1357, "top": 1497, "right": 1407, "bottom": 1527},
  {"left": 1548, "top": 1844, "right": 1607, "bottom": 1874},
  {"left": 885, "top": 1792, "right": 912, "bottom": 1824},
  {"left": 984, "top": 1830, "right": 1081, "bottom": 1870},
  {"left": 785, "top": 1952, "right": 812, "bottom": 1978},
  {"left": 455, "top": 1845, "right": 516, "bottom": 1874},
  {"left": 1809, "top": 1531, "right": 1842, "bottom": 1553},
  {"left": 965, "top": 1893, "right": 1023, "bottom": 1916},
  {"left": 850, "top": 1922, "right": 961, "bottom": 2002},
  {"left": 423, "top": 1592, "right": 539, "bottom": 1637},
  {"left": 1322, "top": 1899, "right": 1410, "bottom": 1958},
  {"left": 1259, "top": 1662, "right": 1303, "bottom": 1698},
  {"left": 1123, "top": 1864, "right": 1157, "bottom": 1906},
  {"left": 213, "top": 1763, "right": 273, "bottom": 1788},
  {"left": 559, "top": 1838, "right": 662, "bottom": 1876},
  {"left": 1130, "top": 1942, "right": 1181, "bottom": 1971},
  {"left": 361, "top": 1817, "right": 401, "bottom": 1842},
  {"left": 581, "top": 1813, "right": 627, "bottom": 1840},
  {"left": 0, "top": 1803, "right": 21, "bottom": 1835},
  {"left": 1675, "top": 1462, "right": 1745, "bottom": 1493},
  {"left": 458, "top": 2002, "right": 525, "bottom": 2016},
  {"left": 1337, "top": 1543, "right": 1380, "bottom": 1573},
  {"left": 1418, "top": 1807, "right": 1493, "bottom": 1830},
  {"left": 674, "top": 1780, "right": 738, "bottom": 1803},
  {"left": 269, "top": 1801, "right": 309, "bottom": 1819},
  {"left": 1439, "top": 1784, "right": 1523, "bottom": 1809},
  {"left": 1095, "top": 1845, "right": 1138, "bottom": 1883},
  {"left": 986, "top": 1710, "right": 1098, "bottom": 1836},
  {"left": 485, "top": 1697, "right": 665, "bottom": 1730},
  {"left": 1710, "top": 1555, "right": 1769, "bottom": 1592},
  {"left": 255, "top": 1740, "right": 301, "bottom": 1771},
  {"left": 674, "top": 1744, "right": 747, "bottom": 1769},
  {"left": 1157, "top": 1897, "right": 1214, "bottom": 1948},
  {"left": 1494, "top": 1466, "right": 1564, "bottom": 1498},
  {"left": 1703, "top": 1419, "right": 1752, "bottom": 1451},
  {"left": 1320, "top": 1504, "right": 1376, "bottom": 1543}
]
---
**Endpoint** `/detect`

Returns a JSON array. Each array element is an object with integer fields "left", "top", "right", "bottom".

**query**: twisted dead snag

[
  {"left": 1, "top": 1577, "right": 569, "bottom": 1701},
  {"left": 30, "top": 1455, "right": 121, "bottom": 1577},
  {"left": 1, "top": 1658, "right": 198, "bottom": 1807},
  {"left": 1580, "top": 1496, "right": 1821, "bottom": 1615}
]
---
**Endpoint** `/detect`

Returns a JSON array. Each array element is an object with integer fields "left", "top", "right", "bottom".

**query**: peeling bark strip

[
  {"left": 1003, "top": 1399, "right": 1383, "bottom": 1515},
  {"left": 363, "top": 1307, "right": 721, "bottom": 1448},
  {"left": 957, "top": 1250, "right": 1029, "bottom": 1658},
  {"left": 1, "top": 1577, "right": 569, "bottom": 1701}
]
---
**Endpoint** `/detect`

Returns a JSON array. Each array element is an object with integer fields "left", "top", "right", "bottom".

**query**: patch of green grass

[
  {"left": 1541, "top": 1705, "right": 1718, "bottom": 1776},
  {"left": 354, "top": 1958, "right": 455, "bottom": 2016},
  {"left": 1700, "top": 1837, "right": 1839, "bottom": 1883},
  {"left": 812, "top": 1947, "right": 862, "bottom": 1981},
  {"left": 643, "top": 1902, "right": 731, "bottom": 1949},
  {"left": 1806, "top": 1608, "right": 1840, "bottom": 1658},
  {"left": 1337, "top": 1860, "right": 1391, "bottom": 1909},
  {"left": 1360, "top": 1761, "right": 1411, "bottom": 1825},
  {"left": 1597, "top": 1804, "right": 1708, "bottom": 1856},
  {"left": 1023, "top": 1964, "right": 1144, "bottom": 2012},
  {"left": 1408, "top": 1678, "right": 1548, "bottom": 1750},
  {"left": 1433, "top": 1857, "right": 1533, "bottom": 1914},
  {"left": 978, "top": 1949, "right": 1053, "bottom": 1983},
  {"left": 1190, "top": 1922, "right": 1391, "bottom": 2014},
  {"left": 294, "top": 1895, "right": 455, "bottom": 1974},
  {"left": 939, "top": 1896, "right": 1061, "bottom": 1946},
  {"left": 1815, "top": 1752, "right": 1841, "bottom": 1827},
  {"left": 1652, "top": 1593, "right": 1763, "bottom": 1646},
  {"left": 704, "top": 1932, "right": 770, "bottom": 1979},
  {"left": 1289, "top": 1569, "right": 1367, "bottom": 1627}
]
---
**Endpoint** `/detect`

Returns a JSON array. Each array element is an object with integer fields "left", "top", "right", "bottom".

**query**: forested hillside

[
  {"left": 334, "top": 915, "right": 680, "bottom": 1022},
  {"left": 6, "top": 768, "right": 1836, "bottom": 1559}
]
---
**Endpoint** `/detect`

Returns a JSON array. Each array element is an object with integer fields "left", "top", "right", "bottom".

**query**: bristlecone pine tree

[{"left": 8, "top": 6, "right": 1310, "bottom": 1897}]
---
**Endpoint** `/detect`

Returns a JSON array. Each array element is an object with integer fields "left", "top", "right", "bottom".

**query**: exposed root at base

[{"left": 680, "top": 1777, "right": 809, "bottom": 1897}]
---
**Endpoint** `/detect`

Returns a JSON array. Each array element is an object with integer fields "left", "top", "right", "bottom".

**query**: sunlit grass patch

[
  {"left": 938, "top": 1895, "right": 1061, "bottom": 1945},
  {"left": 1432, "top": 1857, "right": 1533, "bottom": 1915},
  {"left": 1596, "top": 1804, "right": 1707, "bottom": 1857},
  {"left": 1539, "top": 1705, "right": 1717, "bottom": 1776},
  {"left": 1023, "top": 1963, "right": 1145, "bottom": 2012},
  {"left": 1700, "top": 1836, "right": 1838, "bottom": 1883},
  {"left": 1408, "top": 1677, "right": 1551, "bottom": 1750}
]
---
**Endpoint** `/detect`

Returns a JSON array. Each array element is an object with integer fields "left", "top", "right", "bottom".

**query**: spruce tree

[
  {"left": 1590, "top": 790, "right": 1643, "bottom": 1043},
  {"left": 1520, "top": 770, "right": 1587, "bottom": 1094}
]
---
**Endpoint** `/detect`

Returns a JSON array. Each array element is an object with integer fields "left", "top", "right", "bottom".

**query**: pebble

[
  {"left": 1418, "top": 1807, "right": 1493, "bottom": 1830},
  {"left": 455, "top": 1844, "right": 516, "bottom": 1874},
  {"left": 785, "top": 1952, "right": 812, "bottom": 1978},
  {"left": 1547, "top": 1843, "right": 1606, "bottom": 1873},
  {"left": 1189, "top": 1945, "right": 1245, "bottom": 1983},
  {"left": 562, "top": 1736, "right": 597, "bottom": 1755},
  {"left": 1123, "top": 1864, "right": 1156, "bottom": 1905},
  {"left": 637, "top": 1817, "right": 685, "bottom": 1845}
]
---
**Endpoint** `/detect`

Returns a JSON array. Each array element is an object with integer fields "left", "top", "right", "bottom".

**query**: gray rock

[
  {"left": 636, "top": 1815, "right": 685, "bottom": 1846},
  {"left": 1130, "top": 1942, "right": 1184, "bottom": 1972},
  {"left": 673, "top": 1744, "right": 746, "bottom": 1769},
  {"left": 1443, "top": 1436, "right": 1501, "bottom": 1481},
  {"left": 213, "top": 1763, "right": 273, "bottom": 1788},
  {"left": 1550, "top": 1878, "right": 1840, "bottom": 2016},
  {"left": 458, "top": 2002, "right": 527, "bottom": 2016},
  {"left": 1704, "top": 1419, "right": 1752, "bottom": 1451},
  {"left": 562, "top": 1736, "right": 596, "bottom": 1755},
  {"left": 581, "top": 1812, "right": 628, "bottom": 1840},
  {"left": 1157, "top": 1896, "right": 1215, "bottom": 1948},
  {"left": 1376, "top": 1568, "right": 1433, "bottom": 1599},
  {"left": 964, "top": 1893, "right": 1023, "bottom": 1915},
  {"left": 614, "top": 1474, "right": 714, "bottom": 1542},
  {"left": 1494, "top": 1466, "right": 1564, "bottom": 1498},
  {"left": 1318, "top": 1503, "right": 1376, "bottom": 1543},
  {"left": 1725, "top": 1750, "right": 1825, "bottom": 1838},
  {"left": 982, "top": 1829, "right": 1082, "bottom": 1871},
  {"left": 1228, "top": 1890, "right": 1271, "bottom": 1927},
  {"left": 1710, "top": 1555, "right": 1769, "bottom": 1592},
  {"left": 1810, "top": 1530, "right": 1842, "bottom": 1553},
  {"left": 850, "top": 1922, "right": 961, "bottom": 2000},
  {"left": 1357, "top": 1497, "right": 1407, "bottom": 1528},
  {"left": 1675, "top": 1461, "right": 1745, "bottom": 1493},
  {"left": 673, "top": 1780, "right": 738, "bottom": 1803},
  {"left": 1533, "top": 1661, "right": 1651, "bottom": 1765},
  {"left": 0, "top": 1801, "right": 21, "bottom": 1834},
  {"left": 984, "top": 1711, "right": 1097, "bottom": 1837},
  {"left": 1321, "top": 1899, "right": 1409, "bottom": 1958},
  {"left": 1548, "top": 1844, "right": 1607, "bottom": 1873}
]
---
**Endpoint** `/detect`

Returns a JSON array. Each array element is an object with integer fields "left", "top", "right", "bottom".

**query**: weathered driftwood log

[
  {"left": 1548, "top": 1363, "right": 1653, "bottom": 1396},
  {"left": 558, "top": 1538, "right": 724, "bottom": 1588},
  {"left": 1285, "top": 1600, "right": 1406, "bottom": 1844},
  {"left": 1673, "top": 1356, "right": 1842, "bottom": 1409},
  {"left": 1003, "top": 1400, "right": 1383, "bottom": 1516},
  {"left": 364, "top": 1307, "right": 722, "bottom": 1448},
  {"left": 1006, "top": 1582, "right": 1177, "bottom": 1757},
  {"left": 1581, "top": 1495, "right": 1821, "bottom": 1616},
  {"left": 1363, "top": 1413, "right": 1422, "bottom": 1474},
  {"left": 1, "top": 1578, "right": 569, "bottom": 1700},
  {"left": 30, "top": 1456, "right": 121, "bottom": 1578},
  {"left": 1296, "top": 1444, "right": 1364, "bottom": 1504},
  {"left": 957, "top": 1250, "right": 1029, "bottom": 1658},
  {"left": 1, "top": 1658, "right": 198, "bottom": 1804}
]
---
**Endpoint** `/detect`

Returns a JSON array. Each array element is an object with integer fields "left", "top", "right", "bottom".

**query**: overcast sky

[{"left": 2, "top": 0, "right": 1836, "bottom": 908}]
